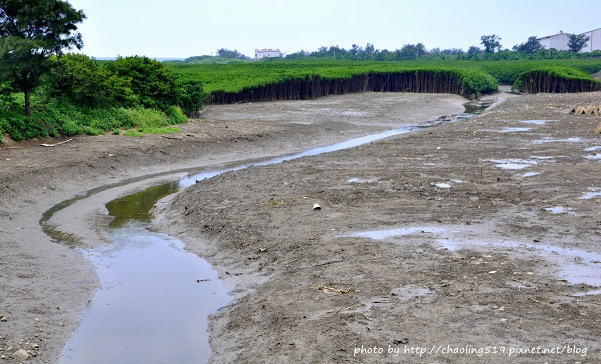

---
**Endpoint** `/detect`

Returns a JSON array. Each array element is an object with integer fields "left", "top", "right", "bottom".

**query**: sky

[{"left": 67, "top": 0, "right": 601, "bottom": 59}]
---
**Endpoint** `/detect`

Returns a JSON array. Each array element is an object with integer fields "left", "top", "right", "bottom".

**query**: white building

[
  {"left": 538, "top": 31, "right": 571, "bottom": 51},
  {"left": 255, "top": 49, "right": 282, "bottom": 60},
  {"left": 538, "top": 28, "right": 601, "bottom": 52},
  {"left": 580, "top": 27, "right": 601, "bottom": 52}
]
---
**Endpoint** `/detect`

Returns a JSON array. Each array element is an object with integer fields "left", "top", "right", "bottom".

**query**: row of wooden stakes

[
  {"left": 570, "top": 104, "right": 601, "bottom": 115},
  {"left": 569, "top": 105, "right": 601, "bottom": 133}
]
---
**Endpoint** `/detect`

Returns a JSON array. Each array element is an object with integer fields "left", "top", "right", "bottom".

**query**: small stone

[
  {"left": 31, "top": 344, "right": 39, "bottom": 350},
  {"left": 0, "top": 316, "right": 6, "bottom": 322},
  {"left": 13, "top": 349, "right": 31, "bottom": 360}
]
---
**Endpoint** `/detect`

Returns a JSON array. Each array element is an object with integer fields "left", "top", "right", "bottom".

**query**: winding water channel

[{"left": 42, "top": 102, "right": 491, "bottom": 363}]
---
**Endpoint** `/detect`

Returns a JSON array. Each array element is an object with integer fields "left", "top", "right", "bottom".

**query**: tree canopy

[
  {"left": 0, "top": 0, "right": 86, "bottom": 116},
  {"left": 568, "top": 34, "right": 590, "bottom": 53},
  {"left": 216, "top": 48, "right": 250, "bottom": 60},
  {"left": 481, "top": 35, "right": 502, "bottom": 53},
  {"left": 513, "top": 36, "right": 543, "bottom": 54}
]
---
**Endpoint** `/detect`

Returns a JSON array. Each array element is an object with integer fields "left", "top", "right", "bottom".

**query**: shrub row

[
  {"left": 207, "top": 69, "right": 497, "bottom": 104},
  {"left": 513, "top": 66, "right": 601, "bottom": 93}
]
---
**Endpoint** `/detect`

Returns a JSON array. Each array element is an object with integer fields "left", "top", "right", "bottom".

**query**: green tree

[
  {"left": 178, "top": 81, "right": 204, "bottom": 118},
  {"left": 46, "top": 54, "right": 137, "bottom": 109},
  {"left": 399, "top": 43, "right": 426, "bottom": 60},
  {"left": 567, "top": 34, "right": 590, "bottom": 53},
  {"left": 104, "top": 56, "right": 180, "bottom": 110},
  {"left": 364, "top": 43, "right": 375, "bottom": 60},
  {"left": 0, "top": 0, "right": 85, "bottom": 116},
  {"left": 216, "top": 48, "right": 249, "bottom": 60},
  {"left": 466, "top": 46, "right": 482, "bottom": 60},
  {"left": 481, "top": 34, "right": 502, "bottom": 53},
  {"left": 513, "top": 36, "right": 543, "bottom": 54}
]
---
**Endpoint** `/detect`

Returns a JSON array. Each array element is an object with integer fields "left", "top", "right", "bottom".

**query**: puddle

[
  {"left": 583, "top": 153, "right": 601, "bottom": 161},
  {"left": 521, "top": 171, "right": 541, "bottom": 177},
  {"left": 106, "top": 182, "right": 180, "bottom": 228},
  {"left": 544, "top": 206, "right": 575, "bottom": 214},
  {"left": 499, "top": 127, "right": 532, "bottom": 133},
  {"left": 584, "top": 146, "right": 601, "bottom": 152},
  {"left": 346, "top": 225, "right": 601, "bottom": 287},
  {"left": 60, "top": 223, "right": 229, "bottom": 364},
  {"left": 520, "top": 120, "right": 556, "bottom": 125},
  {"left": 580, "top": 188, "right": 601, "bottom": 200},
  {"left": 489, "top": 156, "right": 557, "bottom": 171},
  {"left": 347, "top": 177, "right": 373, "bottom": 184},
  {"left": 433, "top": 182, "right": 452, "bottom": 188},
  {"left": 347, "top": 226, "right": 446, "bottom": 240},
  {"left": 462, "top": 100, "right": 494, "bottom": 115},
  {"left": 489, "top": 159, "right": 538, "bottom": 170},
  {"left": 570, "top": 289, "right": 601, "bottom": 297},
  {"left": 437, "top": 239, "right": 601, "bottom": 286},
  {"left": 339, "top": 110, "right": 367, "bottom": 117},
  {"left": 533, "top": 137, "right": 582, "bottom": 144}
]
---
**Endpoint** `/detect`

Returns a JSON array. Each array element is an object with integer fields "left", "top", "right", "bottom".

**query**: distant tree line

[
  {"left": 278, "top": 34, "right": 599, "bottom": 62},
  {"left": 191, "top": 33, "right": 599, "bottom": 64}
]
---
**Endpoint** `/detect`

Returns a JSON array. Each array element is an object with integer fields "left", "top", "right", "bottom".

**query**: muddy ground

[
  {"left": 0, "top": 91, "right": 599, "bottom": 363},
  {"left": 155, "top": 92, "right": 601, "bottom": 363},
  {"left": 0, "top": 93, "right": 467, "bottom": 363}
]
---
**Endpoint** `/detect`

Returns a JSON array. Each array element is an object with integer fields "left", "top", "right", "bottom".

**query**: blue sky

[{"left": 67, "top": 0, "right": 601, "bottom": 59}]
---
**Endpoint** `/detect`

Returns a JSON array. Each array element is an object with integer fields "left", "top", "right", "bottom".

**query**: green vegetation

[
  {"left": 0, "top": 0, "right": 85, "bottom": 117},
  {"left": 4, "top": 55, "right": 601, "bottom": 142},
  {"left": 513, "top": 66, "right": 601, "bottom": 93},
  {"left": 0, "top": 1, "right": 203, "bottom": 143},
  {"left": 0, "top": 54, "right": 203, "bottom": 142},
  {"left": 167, "top": 58, "right": 601, "bottom": 104},
  {"left": 124, "top": 126, "right": 180, "bottom": 137},
  {"left": 169, "top": 60, "right": 498, "bottom": 99},
  {"left": 568, "top": 34, "right": 591, "bottom": 53}
]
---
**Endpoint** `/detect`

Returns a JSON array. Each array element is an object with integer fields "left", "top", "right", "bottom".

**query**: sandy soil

[
  {"left": 154, "top": 92, "right": 601, "bottom": 363},
  {"left": 0, "top": 93, "right": 469, "bottom": 363}
]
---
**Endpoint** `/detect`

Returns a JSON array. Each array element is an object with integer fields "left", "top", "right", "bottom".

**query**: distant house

[
  {"left": 580, "top": 28, "right": 601, "bottom": 52},
  {"left": 255, "top": 49, "right": 282, "bottom": 60},
  {"left": 538, "top": 28, "right": 601, "bottom": 52},
  {"left": 538, "top": 31, "right": 571, "bottom": 51}
]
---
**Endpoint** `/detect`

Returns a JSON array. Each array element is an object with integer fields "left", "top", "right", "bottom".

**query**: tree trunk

[{"left": 24, "top": 88, "right": 31, "bottom": 117}]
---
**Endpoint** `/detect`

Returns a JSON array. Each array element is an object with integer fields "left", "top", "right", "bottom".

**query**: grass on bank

[
  {"left": 122, "top": 126, "right": 181, "bottom": 137},
  {"left": 0, "top": 94, "right": 187, "bottom": 142}
]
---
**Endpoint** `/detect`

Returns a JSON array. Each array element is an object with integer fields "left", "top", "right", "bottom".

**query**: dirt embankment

[
  {"left": 0, "top": 93, "right": 467, "bottom": 363},
  {"left": 155, "top": 92, "right": 601, "bottom": 363}
]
